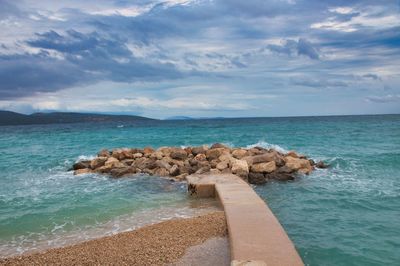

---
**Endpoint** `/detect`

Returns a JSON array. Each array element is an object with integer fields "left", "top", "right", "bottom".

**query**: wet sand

[
  {"left": 172, "top": 236, "right": 230, "bottom": 266},
  {"left": 0, "top": 211, "right": 227, "bottom": 266}
]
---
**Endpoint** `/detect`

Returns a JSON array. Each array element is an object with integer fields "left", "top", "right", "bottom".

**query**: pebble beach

[{"left": 0, "top": 212, "right": 227, "bottom": 266}]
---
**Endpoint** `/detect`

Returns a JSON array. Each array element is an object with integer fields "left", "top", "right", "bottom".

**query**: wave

[
  {"left": 76, "top": 155, "right": 96, "bottom": 162},
  {"left": 246, "top": 141, "right": 288, "bottom": 153}
]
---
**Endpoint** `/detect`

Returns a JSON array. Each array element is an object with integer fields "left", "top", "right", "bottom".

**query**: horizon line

[{"left": 1, "top": 109, "right": 399, "bottom": 121}]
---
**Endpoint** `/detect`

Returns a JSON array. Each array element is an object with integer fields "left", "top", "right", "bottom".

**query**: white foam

[
  {"left": 246, "top": 141, "right": 288, "bottom": 153},
  {"left": 76, "top": 155, "right": 96, "bottom": 161}
]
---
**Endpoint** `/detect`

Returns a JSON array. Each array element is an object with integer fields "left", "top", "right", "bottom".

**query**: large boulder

[
  {"left": 133, "top": 157, "right": 157, "bottom": 170},
  {"left": 104, "top": 157, "right": 122, "bottom": 167},
  {"left": 247, "top": 147, "right": 264, "bottom": 156},
  {"left": 285, "top": 156, "right": 312, "bottom": 174},
  {"left": 195, "top": 165, "right": 211, "bottom": 174},
  {"left": 143, "top": 147, "right": 155, "bottom": 155},
  {"left": 266, "top": 172, "right": 295, "bottom": 181},
  {"left": 72, "top": 160, "right": 91, "bottom": 170},
  {"left": 277, "top": 165, "right": 295, "bottom": 174},
  {"left": 150, "top": 151, "right": 164, "bottom": 160},
  {"left": 248, "top": 172, "right": 266, "bottom": 184},
  {"left": 286, "top": 151, "right": 299, "bottom": 158},
  {"left": 247, "top": 152, "right": 285, "bottom": 166},
  {"left": 210, "top": 143, "right": 228, "bottom": 149},
  {"left": 206, "top": 148, "right": 226, "bottom": 160},
  {"left": 191, "top": 145, "right": 208, "bottom": 155},
  {"left": 193, "top": 153, "right": 207, "bottom": 162},
  {"left": 165, "top": 157, "right": 185, "bottom": 168},
  {"left": 218, "top": 153, "right": 235, "bottom": 164},
  {"left": 169, "top": 164, "right": 180, "bottom": 176},
  {"left": 250, "top": 161, "right": 276, "bottom": 173},
  {"left": 184, "top": 147, "right": 192, "bottom": 155},
  {"left": 156, "top": 159, "right": 171, "bottom": 170},
  {"left": 288, "top": 151, "right": 306, "bottom": 159},
  {"left": 170, "top": 148, "right": 188, "bottom": 160},
  {"left": 232, "top": 149, "right": 248, "bottom": 159},
  {"left": 157, "top": 147, "right": 172, "bottom": 157},
  {"left": 110, "top": 167, "right": 136, "bottom": 178},
  {"left": 216, "top": 160, "right": 229, "bottom": 170},
  {"left": 132, "top": 152, "right": 143, "bottom": 159},
  {"left": 90, "top": 157, "right": 107, "bottom": 169},
  {"left": 121, "top": 159, "right": 135, "bottom": 166},
  {"left": 209, "top": 159, "right": 219, "bottom": 168},
  {"left": 97, "top": 149, "right": 110, "bottom": 157},
  {"left": 112, "top": 148, "right": 133, "bottom": 160},
  {"left": 315, "top": 161, "right": 329, "bottom": 169},
  {"left": 231, "top": 159, "right": 249, "bottom": 178},
  {"left": 154, "top": 167, "right": 170, "bottom": 177}
]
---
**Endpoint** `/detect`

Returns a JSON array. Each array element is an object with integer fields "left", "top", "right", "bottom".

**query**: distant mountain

[
  {"left": 165, "top": 116, "right": 226, "bottom": 120},
  {"left": 0, "top": 111, "right": 156, "bottom": 126},
  {"left": 165, "top": 116, "right": 194, "bottom": 120}
]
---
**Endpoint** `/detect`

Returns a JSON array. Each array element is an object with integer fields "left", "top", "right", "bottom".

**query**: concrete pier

[{"left": 186, "top": 174, "right": 304, "bottom": 266}]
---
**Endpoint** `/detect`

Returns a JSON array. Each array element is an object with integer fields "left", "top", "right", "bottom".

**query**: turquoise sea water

[{"left": 0, "top": 115, "right": 399, "bottom": 265}]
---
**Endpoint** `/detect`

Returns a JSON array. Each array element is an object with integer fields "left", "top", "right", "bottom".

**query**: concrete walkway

[{"left": 186, "top": 174, "right": 304, "bottom": 266}]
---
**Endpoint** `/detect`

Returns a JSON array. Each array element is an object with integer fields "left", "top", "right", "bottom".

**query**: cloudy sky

[{"left": 0, "top": 0, "right": 399, "bottom": 118}]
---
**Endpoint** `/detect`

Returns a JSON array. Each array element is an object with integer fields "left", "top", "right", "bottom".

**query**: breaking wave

[{"left": 246, "top": 141, "right": 288, "bottom": 153}]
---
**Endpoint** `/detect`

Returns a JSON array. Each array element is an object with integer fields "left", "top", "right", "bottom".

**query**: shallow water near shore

[{"left": 0, "top": 115, "right": 399, "bottom": 265}]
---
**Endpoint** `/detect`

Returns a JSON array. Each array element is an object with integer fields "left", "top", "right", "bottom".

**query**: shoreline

[
  {"left": 0, "top": 211, "right": 227, "bottom": 266},
  {"left": 0, "top": 196, "right": 221, "bottom": 258}
]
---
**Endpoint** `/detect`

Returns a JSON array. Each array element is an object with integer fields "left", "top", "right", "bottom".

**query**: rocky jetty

[{"left": 72, "top": 144, "right": 328, "bottom": 184}]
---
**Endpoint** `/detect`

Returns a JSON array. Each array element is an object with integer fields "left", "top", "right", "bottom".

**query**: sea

[{"left": 0, "top": 115, "right": 399, "bottom": 265}]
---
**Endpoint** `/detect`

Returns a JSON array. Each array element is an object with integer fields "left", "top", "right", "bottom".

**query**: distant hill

[
  {"left": 165, "top": 116, "right": 226, "bottom": 120},
  {"left": 0, "top": 111, "right": 156, "bottom": 126},
  {"left": 165, "top": 116, "right": 194, "bottom": 120}
]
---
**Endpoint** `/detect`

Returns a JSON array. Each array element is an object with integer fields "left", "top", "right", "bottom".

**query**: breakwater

[{"left": 73, "top": 143, "right": 328, "bottom": 183}]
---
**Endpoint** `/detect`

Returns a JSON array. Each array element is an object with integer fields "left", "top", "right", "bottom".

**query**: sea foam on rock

[{"left": 72, "top": 144, "right": 328, "bottom": 184}]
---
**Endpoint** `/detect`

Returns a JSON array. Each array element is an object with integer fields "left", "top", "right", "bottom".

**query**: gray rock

[
  {"left": 210, "top": 143, "right": 228, "bottom": 149},
  {"left": 191, "top": 146, "right": 207, "bottom": 155},
  {"left": 73, "top": 160, "right": 91, "bottom": 170},
  {"left": 248, "top": 172, "right": 266, "bottom": 184},
  {"left": 266, "top": 172, "right": 295, "bottom": 181},
  {"left": 170, "top": 148, "right": 188, "bottom": 160},
  {"left": 316, "top": 161, "right": 329, "bottom": 169},
  {"left": 169, "top": 164, "right": 180, "bottom": 176},
  {"left": 110, "top": 167, "right": 136, "bottom": 178}
]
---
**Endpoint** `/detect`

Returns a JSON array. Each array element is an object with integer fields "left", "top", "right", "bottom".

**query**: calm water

[{"left": 0, "top": 115, "right": 399, "bottom": 265}]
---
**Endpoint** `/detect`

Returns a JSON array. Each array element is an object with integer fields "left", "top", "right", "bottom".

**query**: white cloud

[
  {"left": 311, "top": 6, "right": 400, "bottom": 32},
  {"left": 90, "top": 6, "right": 153, "bottom": 17},
  {"left": 329, "top": 7, "right": 354, "bottom": 15},
  {"left": 365, "top": 94, "right": 400, "bottom": 103}
]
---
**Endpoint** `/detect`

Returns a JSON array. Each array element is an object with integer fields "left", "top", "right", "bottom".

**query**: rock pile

[{"left": 72, "top": 143, "right": 328, "bottom": 184}]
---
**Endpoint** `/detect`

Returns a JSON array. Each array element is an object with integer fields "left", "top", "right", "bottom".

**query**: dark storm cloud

[
  {"left": 0, "top": 0, "right": 399, "bottom": 106},
  {"left": 0, "top": 29, "right": 183, "bottom": 98},
  {"left": 0, "top": 52, "right": 87, "bottom": 99}
]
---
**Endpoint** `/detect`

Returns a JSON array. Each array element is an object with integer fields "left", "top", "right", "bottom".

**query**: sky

[{"left": 0, "top": 0, "right": 399, "bottom": 119}]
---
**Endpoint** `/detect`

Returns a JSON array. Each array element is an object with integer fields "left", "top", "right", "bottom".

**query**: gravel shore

[{"left": 0, "top": 211, "right": 227, "bottom": 266}]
